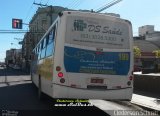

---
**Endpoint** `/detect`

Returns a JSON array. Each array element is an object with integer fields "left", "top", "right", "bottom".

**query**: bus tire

[{"left": 38, "top": 75, "right": 44, "bottom": 100}]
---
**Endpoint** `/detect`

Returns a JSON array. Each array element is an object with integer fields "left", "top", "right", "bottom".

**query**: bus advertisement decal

[{"left": 64, "top": 46, "right": 130, "bottom": 75}]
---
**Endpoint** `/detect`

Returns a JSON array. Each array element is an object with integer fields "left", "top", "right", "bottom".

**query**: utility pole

[{"left": 33, "top": 2, "right": 48, "bottom": 7}]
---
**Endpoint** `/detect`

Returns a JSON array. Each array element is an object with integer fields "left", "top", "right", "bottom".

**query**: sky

[{"left": 0, "top": 0, "right": 160, "bottom": 62}]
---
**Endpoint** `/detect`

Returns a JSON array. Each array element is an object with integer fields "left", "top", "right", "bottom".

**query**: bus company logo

[{"left": 74, "top": 20, "right": 87, "bottom": 31}]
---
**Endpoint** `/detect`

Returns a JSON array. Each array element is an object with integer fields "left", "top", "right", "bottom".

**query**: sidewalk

[
  {"left": 0, "top": 75, "right": 31, "bottom": 87},
  {"left": 132, "top": 91, "right": 160, "bottom": 111},
  {"left": 134, "top": 71, "right": 160, "bottom": 76}
]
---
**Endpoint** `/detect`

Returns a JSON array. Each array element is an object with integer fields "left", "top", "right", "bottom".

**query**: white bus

[{"left": 31, "top": 11, "right": 134, "bottom": 100}]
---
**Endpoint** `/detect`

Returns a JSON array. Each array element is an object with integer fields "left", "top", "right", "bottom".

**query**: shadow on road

[{"left": 0, "top": 83, "right": 109, "bottom": 116}]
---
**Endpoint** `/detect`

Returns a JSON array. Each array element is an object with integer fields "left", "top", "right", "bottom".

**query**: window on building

[{"left": 42, "top": 19, "right": 47, "bottom": 31}]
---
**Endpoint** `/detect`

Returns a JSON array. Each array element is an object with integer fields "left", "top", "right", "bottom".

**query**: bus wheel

[{"left": 38, "top": 75, "right": 44, "bottom": 100}]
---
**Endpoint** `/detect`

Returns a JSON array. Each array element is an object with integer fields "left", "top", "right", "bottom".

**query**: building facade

[
  {"left": 5, "top": 49, "right": 22, "bottom": 68},
  {"left": 146, "top": 32, "right": 160, "bottom": 48},
  {"left": 21, "top": 6, "right": 67, "bottom": 73},
  {"left": 139, "top": 25, "right": 154, "bottom": 37},
  {"left": 138, "top": 25, "right": 160, "bottom": 48},
  {"left": 134, "top": 25, "right": 160, "bottom": 73}
]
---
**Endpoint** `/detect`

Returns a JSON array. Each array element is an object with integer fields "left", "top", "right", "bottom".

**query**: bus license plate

[{"left": 91, "top": 79, "right": 104, "bottom": 84}]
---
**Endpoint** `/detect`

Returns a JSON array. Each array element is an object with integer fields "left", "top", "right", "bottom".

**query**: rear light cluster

[
  {"left": 127, "top": 71, "right": 134, "bottom": 86},
  {"left": 56, "top": 66, "right": 61, "bottom": 71},
  {"left": 56, "top": 66, "right": 65, "bottom": 83},
  {"left": 129, "top": 76, "right": 134, "bottom": 81},
  {"left": 58, "top": 72, "right": 63, "bottom": 78}
]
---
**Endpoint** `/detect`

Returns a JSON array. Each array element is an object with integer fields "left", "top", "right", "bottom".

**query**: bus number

[{"left": 119, "top": 53, "right": 129, "bottom": 61}]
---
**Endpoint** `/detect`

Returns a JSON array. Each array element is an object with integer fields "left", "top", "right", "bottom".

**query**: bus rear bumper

[{"left": 53, "top": 84, "right": 133, "bottom": 100}]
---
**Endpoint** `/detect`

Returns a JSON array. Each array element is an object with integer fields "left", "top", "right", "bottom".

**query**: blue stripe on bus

[{"left": 64, "top": 46, "right": 130, "bottom": 75}]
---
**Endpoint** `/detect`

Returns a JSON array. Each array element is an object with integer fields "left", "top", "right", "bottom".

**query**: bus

[{"left": 31, "top": 11, "right": 134, "bottom": 100}]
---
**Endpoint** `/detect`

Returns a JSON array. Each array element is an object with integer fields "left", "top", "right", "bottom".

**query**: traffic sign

[{"left": 12, "top": 18, "right": 23, "bottom": 29}]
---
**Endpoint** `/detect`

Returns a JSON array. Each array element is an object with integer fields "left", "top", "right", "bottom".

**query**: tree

[
  {"left": 133, "top": 46, "right": 141, "bottom": 58},
  {"left": 153, "top": 50, "right": 160, "bottom": 58}
]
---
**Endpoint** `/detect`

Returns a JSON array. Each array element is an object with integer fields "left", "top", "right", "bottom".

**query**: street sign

[{"left": 12, "top": 18, "right": 23, "bottom": 29}]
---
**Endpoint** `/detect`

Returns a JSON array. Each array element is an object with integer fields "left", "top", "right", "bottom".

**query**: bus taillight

[
  {"left": 127, "top": 81, "right": 131, "bottom": 86},
  {"left": 58, "top": 72, "right": 63, "bottom": 78},
  {"left": 60, "top": 78, "right": 65, "bottom": 83},
  {"left": 129, "top": 76, "right": 133, "bottom": 80},
  {"left": 56, "top": 66, "right": 61, "bottom": 71}
]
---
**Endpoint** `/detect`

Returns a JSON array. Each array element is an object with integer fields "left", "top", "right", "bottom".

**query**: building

[
  {"left": 146, "top": 32, "right": 160, "bottom": 48},
  {"left": 22, "top": 6, "right": 67, "bottom": 72},
  {"left": 139, "top": 25, "right": 154, "bottom": 37},
  {"left": 21, "top": 32, "right": 32, "bottom": 72},
  {"left": 134, "top": 38, "right": 160, "bottom": 73},
  {"left": 105, "top": 13, "right": 120, "bottom": 17},
  {"left": 138, "top": 25, "right": 160, "bottom": 48},
  {"left": 5, "top": 49, "right": 14, "bottom": 66},
  {"left": 134, "top": 40, "right": 159, "bottom": 54},
  {"left": 5, "top": 49, "right": 22, "bottom": 67},
  {"left": 29, "top": 6, "right": 67, "bottom": 47}
]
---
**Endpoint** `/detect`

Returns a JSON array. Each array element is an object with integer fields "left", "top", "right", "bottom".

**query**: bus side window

[
  {"left": 38, "top": 44, "right": 41, "bottom": 60},
  {"left": 41, "top": 40, "right": 44, "bottom": 50},
  {"left": 45, "top": 25, "right": 56, "bottom": 57},
  {"left": 52, "top": 25, "right": 56, "bottom": 40},
  {"left": 41, "top": 38, "right": 47, "bottom": 59},
  {"left": 46, "top": 34, "right": 49, "bottom": 46}
]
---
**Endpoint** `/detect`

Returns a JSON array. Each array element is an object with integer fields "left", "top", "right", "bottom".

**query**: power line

[
  {"left": 70, "top": 0, "right": 81, "bottom": 9},
  {"left": 46, "top": 0, "right": 50, "bottom": 5},
  {"left": 24, "top": 1, "right": 34, "bottom": 23},
  {"left": 95, "top": 0, "right": 123, "bottom": 13},
  {"left": 0, "top": 30, "right": 45, "bottom": 34},
  {"left": 59, "top": 0, "right": 69, "bottom": 7},
  {"left": 93, "top": 0, "right": 109, "bottom": 10},
  {"left": 33, "top": 2, "right": 48, "bottom": 7},
  {"left": 39, "top": 0, "right": 43, "bottom": 3},
  {"left": 71, "top": 0, "right": 84, "bottom": 9},
  {"left": 96, "top": 0, "right": 115, "bottom": 11},
  {"left": 67, "top": 0, "right": 79, "bottom": 8}
]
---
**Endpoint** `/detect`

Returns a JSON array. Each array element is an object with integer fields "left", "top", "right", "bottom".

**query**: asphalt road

[{"left": 0, "top": 67, "right": 108, "bottom": 116}]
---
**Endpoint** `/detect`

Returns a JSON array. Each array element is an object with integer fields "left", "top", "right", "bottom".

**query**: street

[
  {"left": 0, "top": 0, "right": 160, "bottom": 116},
  {"left": 0, "top": 67, "right": 160, "bottom": 116},
  {"left": 0, "top": 67, "right": 108, "bottom": 116}
]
